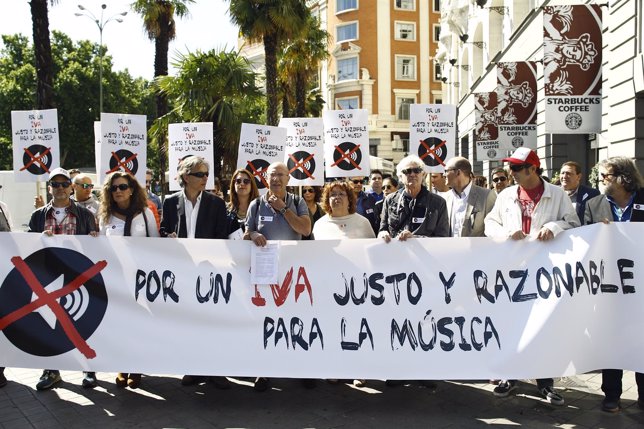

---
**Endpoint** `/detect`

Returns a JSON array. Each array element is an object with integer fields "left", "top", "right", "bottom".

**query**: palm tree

[
  {"left": 30, "top": 0, "right": 57, "bottom": 109},
  {"left": 228, "top": 0, "right": 308, "bottom": 126},
  {"left": 131, "top": 0, "right": 194, "bottom": 192},
  {"left": 279, "top": 14, "right": 329, "bottom": 117},
  {"left": 153, "top": 49, "right": 263, "bottom": 170}
]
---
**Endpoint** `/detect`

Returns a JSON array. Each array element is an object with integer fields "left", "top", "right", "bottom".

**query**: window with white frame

[
  {"left": 395, "top": 0, "right": 414, "bottom": 10},
  {"left": 434, "top": 63, "right": 442, "bottom": 81},
  {"left": 337, "top": 0, "right": 357, "bottom": 13},
  {"left": 336, "top": 22, "right": 358, "bottom": 42},
  {"left": 395, "top": 55, "right": 416, "bottom": 80},
  {"left": 337, "top": 96, "right": 359, "bottom": 110},
  {"left": 337, "top": 56, "right": 358, "bottom": 81},
  {"left": 395, "top": 22, "right": 416, "bottom": 41},
  {"left": 396, "top": 97, "right": 415, "bottom": 120},
  {"left": 433, "top": 0, "right": 440, "bottom": 13},
  {"left": 433, "top": 24, "right": 440, "bottom": 42}
]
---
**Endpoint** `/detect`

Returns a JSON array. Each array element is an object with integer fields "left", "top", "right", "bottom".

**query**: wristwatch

[{"left": 279, "top": 206, "right": 287, "bottom": 215}]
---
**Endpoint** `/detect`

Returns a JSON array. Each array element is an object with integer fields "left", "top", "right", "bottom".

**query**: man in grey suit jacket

[{"left": 444, "top": 157, "right": 496, "bottom": 237}]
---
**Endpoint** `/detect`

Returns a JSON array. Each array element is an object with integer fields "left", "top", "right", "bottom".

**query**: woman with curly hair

[
  {"left": 98, "top": 171, "right": 159, "bottom": 389},
  {"left": 227, "top": 168, "right": 260, "bottom": 236}
]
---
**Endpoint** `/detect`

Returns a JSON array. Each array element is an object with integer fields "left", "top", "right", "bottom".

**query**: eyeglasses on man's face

[
  {"left": 509, "top": 164, "right": 531, "bottom": 173},
  {"left": 401, "top": 167, "right": 423, "bottom": 175},
  {"left": 50, "top": 181, "right": 71, "bottom": 188},
  {"left": 492, "top": 176, "right": 507, "bottom": 183}
]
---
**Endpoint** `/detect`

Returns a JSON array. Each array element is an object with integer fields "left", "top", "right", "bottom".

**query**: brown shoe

[
  {"left": 127, "top": 373, "right": 142, "bottom": 389},
  {"left": 115, "top": 373, "right": 128, "bottom": 388}
]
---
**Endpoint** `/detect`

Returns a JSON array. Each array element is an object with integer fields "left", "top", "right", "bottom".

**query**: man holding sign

[{"left": 484, "top": 148, "right": 580, "bottom": 405}]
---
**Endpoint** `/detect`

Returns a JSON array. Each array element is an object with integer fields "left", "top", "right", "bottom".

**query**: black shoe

[
  {"left": 539, "top": 386, "right": 564, "bottom": 406},
  {"left": 181, "top": 375, "right": 206, "bottom": 386},
  {"left": 254, "top": 377, "right": 269, "bottom": 392},
  {"left": 601, "top": 398, "right": 620, "bottom": 413},
  {"left": 210, "top": 376, "right": 232, "bottom": 390},
  {"left": 36, "top": 370, "right": 62, "bottom": 391},
  {"left": 82, "top": 372, "right": 97, "bottom": 389},
  {"left": 302, "top": 378, "right": 317, "bottom": 389},
  {"left": 493, "top": 380, "right": 517, "bottom": 398},
  {"left": 0, "top": 370, "right": 6, "bottom": 388}
]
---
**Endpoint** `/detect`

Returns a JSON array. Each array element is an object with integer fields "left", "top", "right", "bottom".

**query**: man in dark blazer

[
  {"left": 160, "top": 156, "right": 228, "bottom": 240},
  {"left": 584, "top": 156, "right": 644, "bottom": 413},
  {"left": 443, "top": 157, "right": 497, "bottom": 237},
  {"left": 560, "top": 161, "right": 599, "bottom": 225}
]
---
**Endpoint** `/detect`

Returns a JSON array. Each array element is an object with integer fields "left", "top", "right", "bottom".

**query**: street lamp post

[{"left": 75, "top": 4, "right": 127, "bottom": 115}]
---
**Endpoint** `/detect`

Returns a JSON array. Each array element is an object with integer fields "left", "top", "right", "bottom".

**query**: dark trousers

[
  {"left": 601, "top": 369, "right": 644, "bottom": 400},
  {"left": 508, "top": 378, "right": 552, "bottom": 389}
]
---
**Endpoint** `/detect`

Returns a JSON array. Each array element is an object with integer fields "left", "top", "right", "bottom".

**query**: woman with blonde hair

[{"left": 98, "top": 171, "right": 159, "bottom": 389}]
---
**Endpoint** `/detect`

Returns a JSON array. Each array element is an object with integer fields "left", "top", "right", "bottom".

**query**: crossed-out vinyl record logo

[
  {"left": 0, "top": 248, "right": 108, "bottom": 358},
  {"left": 22, "top": 144, "right": 53, "bottom": 175},
  {"left": 332, "top": 142, "right": 362, "bottom": 171},
  {"left": 246, "top": 159, "right": 270, "bottom": 189},
  {"left": 418, "top": 137, "right": 448, "bottom": 168},
  {"left": 108, "top": 149, "right": 139, "bottom": 175},
  {"left": 287, "top": 151, "right": 316, "bottom": 180}
]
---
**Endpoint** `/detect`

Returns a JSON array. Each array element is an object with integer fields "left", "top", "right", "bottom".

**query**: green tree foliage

[
  {"left": 228, "top": 0, "right": 308, "bottom": 126},
  {"left": 0, "top": 32, "right": 154, "bottom": 170},
  {"left": 152, "top": 49, "right": 264, "bottom": 174}
]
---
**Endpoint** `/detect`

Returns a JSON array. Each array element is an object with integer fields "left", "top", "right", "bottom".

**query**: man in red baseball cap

[{"left": 484, "top": 147, "right": 580, "bottom": 405}]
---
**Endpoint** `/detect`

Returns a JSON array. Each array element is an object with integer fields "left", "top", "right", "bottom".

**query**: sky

[{"left": 0, "top": 0, "right": 240, "bottom": 80}]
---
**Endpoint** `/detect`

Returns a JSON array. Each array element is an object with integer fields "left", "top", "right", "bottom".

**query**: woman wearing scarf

[{"left": 98, "top": 171, "right": 159, "bottom": 389}]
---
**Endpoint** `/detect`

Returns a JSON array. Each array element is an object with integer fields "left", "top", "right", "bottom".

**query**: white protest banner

[
  {"left": 236, "top": 123, "right": 286, "bottom": 192},
  {"left": 99, "top": 113, "right": 147, "bottom": 186},
  {"left": 474, "top": 92, "right": 503, "bottom": 161},
  {"left": 278, "top": 118, "right": 324, "bottom": 186},
  {"left": 93, "top": 122, "right": 101, "bottom": 184},
  {"left": 323, "top": 109, "right": 370, "bottom": 178},
  {"left": 409, "top": 104, "right": 456, "bottom": 172},
  {"left": 544, "top": 5, "right": 602, "bottom": 133},
  {"left": 497, "top": 62, "right": 537, "bottom": 150},
  {"left": 1, "top": 223, "right": 644, "bottom": 379},
  {"left": 168, "top": 122, "right": 215, "bottom": 191},
  {"left": 11, "top": 109, "right": 60, "bottom": 182}
]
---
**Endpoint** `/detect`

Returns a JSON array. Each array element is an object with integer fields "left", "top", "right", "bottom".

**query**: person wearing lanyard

[
  {"left": 484, "top": 148, "right": 580, "bottom": 406},
  {"left": 27, "top": 168, "right": 97, "bottom": 390},
  {"left": 584, "top": 156, "right": 644, "bottom": 413}
]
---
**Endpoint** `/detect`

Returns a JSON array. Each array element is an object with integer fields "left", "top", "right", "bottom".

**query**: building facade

[{"left": 437, "top": 0, "right": 644, "bottom": 181}]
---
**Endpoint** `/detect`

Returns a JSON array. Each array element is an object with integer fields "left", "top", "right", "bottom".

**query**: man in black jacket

[
  {"left": 27, "top": 168, "right": 97, "bottom": 390},
  {"left": 560, "top": 161, "right": 599, "bottom": 225},
  {"left": 584, "top": 156, "right": 644, "bottom": 413}
]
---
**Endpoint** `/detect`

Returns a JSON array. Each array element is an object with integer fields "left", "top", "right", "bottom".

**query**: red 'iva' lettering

[{"left": 251, "top": 266, "right": 313, "bottom": 307}]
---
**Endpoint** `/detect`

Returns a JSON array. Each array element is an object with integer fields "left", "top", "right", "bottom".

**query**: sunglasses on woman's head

[{"left": 110, "top": 184, "right": 130, "bottom": 192}]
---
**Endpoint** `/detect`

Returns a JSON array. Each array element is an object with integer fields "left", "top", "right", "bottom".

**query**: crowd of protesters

[{"left": 0, "top": 150, "right": 642, "bottom": 413}]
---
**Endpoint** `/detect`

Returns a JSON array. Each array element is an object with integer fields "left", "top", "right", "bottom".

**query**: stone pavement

[{"left": 1, "top": 368, "right": 643, "bottom": 429}]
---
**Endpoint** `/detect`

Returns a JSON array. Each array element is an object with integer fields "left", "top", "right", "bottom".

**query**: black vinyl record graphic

[
  {"left": 287, "top": 151, "right": 316, "bottom": 180},
  {"left": 0, "top": 248, "right": 108, "bottom": 357},
  {"left": 109, "top": 149, "right": 139, "bottom": 175},
  {"left": 418, "top": 137, "right": 447, "bottom": 167},
  {"left": 333, "top": 142, "right": 362, "bottom": 171},
  {"left": 22, "top": 144, "right": 53, "bottom": 175},
  {"left": 246, "top": 159, "right": 270, "bottom": 189}
]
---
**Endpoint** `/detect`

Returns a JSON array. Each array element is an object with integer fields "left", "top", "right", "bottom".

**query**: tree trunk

[
  {"left": 295, "top": 72, "right": 306, "bottom": 117},
  {"left": 30, "top": 0, "right": 55, "bottom": 109},
  {"left": 263, "top": 33, "right": 279, "bottom": 126},
  {"left": 154, "top": 17, "right": 170, "bottom": 196}
]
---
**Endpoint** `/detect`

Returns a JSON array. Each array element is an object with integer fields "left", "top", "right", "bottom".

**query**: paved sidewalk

[{"left": 1, "top": 368, "right": 643, "bottom": 428}]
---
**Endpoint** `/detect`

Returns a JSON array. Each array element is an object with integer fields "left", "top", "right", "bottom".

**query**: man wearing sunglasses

[
  {"left": 351, "top": 176, "right": 379, "bottom": 234},
  {"left": 491, "top": 167, "right": 511, "bottom": 194},
  {"left": 559, "top": 161, "right": 599, "bottom": 225},
  {"left": 26, "top": 167, "right": 98, "bottom": 391},
  {"left": 72, "top": 173, "right": 99, "bottom": 216},
  {"left": 444, "top": 157, "right": 496, "bottom": 237},
  {"left": 583, "top": 156, "right": 644, "bottom": 412},
  {"left": 379, "top": 155, "right": 449, "bottom": 242},
  {"left": 484, "top": 148, "right": 579, "bottom": 406}
]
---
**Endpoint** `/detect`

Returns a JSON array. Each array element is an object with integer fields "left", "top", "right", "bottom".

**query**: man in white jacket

[{"left": 484, "top": 147, "right": 580, "bottom": 405}]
